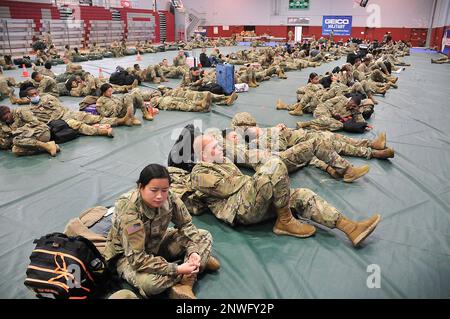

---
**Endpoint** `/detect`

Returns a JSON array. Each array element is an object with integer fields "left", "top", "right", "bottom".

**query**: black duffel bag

[
  {"left": 198, "top": 82, "right": 224, "bottom": 95},
  {"left": 13, "top": 56, "right": 32, "bottom": 68},
  {"left": 24, "top": 233, "right": 107, "bottom": 299},
  {"left": 48, "top": 119, "right": 79, "bottom": 144},
  {"left": 109, "top": 66, "right": 137, "bottom": 86}
]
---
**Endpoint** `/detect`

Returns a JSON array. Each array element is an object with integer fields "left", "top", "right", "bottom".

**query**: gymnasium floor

[{"left": 0, "top": 47, "right": 449, "bottom": 298}]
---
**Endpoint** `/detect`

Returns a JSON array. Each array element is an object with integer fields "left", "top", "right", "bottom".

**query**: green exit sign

[{"left": 289, "top": 0, "right": 309, "bottom": 10}]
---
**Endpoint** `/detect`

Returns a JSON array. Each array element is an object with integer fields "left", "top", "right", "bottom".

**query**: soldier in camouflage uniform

[
  {"left": 181, "top": 67, "right": 239, "bottom": 106},
  {"left": 159, "top": 59, "right": 186, "bottom": 79},
  {"left": 0, "top": 105, "right": 59, "bottom": 156},
  {"left": 23, "top": 88, "right": 135, "bottom": 137},
  {"left": 191, "top": 134, "right": 381, "bottom": 247},
  {"left": 104, "top": 164, "right": 220, "bottom": 299},
  {"left": 32, "top": 62, "right": 56, "bottom": 78},
  {"left": 30, "top": 72, "right": 60, "bottom": 96},
  {"left": 0, "top": 54, "right": 16, "bottom": 70},
  {"left": 0, "top": 67, "right": 15, "bottom": 101},
  {"left": 96, "top": 84, "right": 153, "bottom": 123},
  {"left": 149, "top": 88, "right": 211, "bottom": 113},
  {"left": 173, "top": 50, "right": 187, "bottom": 67},
  {"left": 227, "top": 113, "right": 376, "bottom": 181}
]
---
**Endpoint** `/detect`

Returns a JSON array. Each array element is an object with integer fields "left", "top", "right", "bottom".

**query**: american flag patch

[{"left": 126, "top": 222, "right": 142, "bottom": 235}]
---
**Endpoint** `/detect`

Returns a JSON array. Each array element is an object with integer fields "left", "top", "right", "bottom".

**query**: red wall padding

[{"left": 205, "top": 24, "right": 437, "bottom": 47}]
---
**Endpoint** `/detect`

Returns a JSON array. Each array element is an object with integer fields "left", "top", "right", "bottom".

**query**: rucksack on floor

[
  {"left": 48, "top": 119, "right": 79, "bottom": 144},
  {"left": 24, "top": 233, "right": 107, "bottom": 299},
  {"left": 168, "top": 123, "right": 202, "bottom": 172}
]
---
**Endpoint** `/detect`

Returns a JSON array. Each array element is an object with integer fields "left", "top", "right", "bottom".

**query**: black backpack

[
  {"left": 48, "top": 119, "right": 79, "bottom": 144},
  {"left": 13, "top": 56, "right": 32, "bottom": 68},
  {"left": 168, "top": 124, "right": 202, "bottom": 172},
  {"left": 109, "top": 66, "right": 137, "bottom": 86},
  {"left": 24, "top": 233, "right": 107, "bottom": 299}
]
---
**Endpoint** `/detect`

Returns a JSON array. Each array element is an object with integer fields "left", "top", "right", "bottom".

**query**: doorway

[{"left": 295, "top": 26, "right": 302, "bottom": 42}]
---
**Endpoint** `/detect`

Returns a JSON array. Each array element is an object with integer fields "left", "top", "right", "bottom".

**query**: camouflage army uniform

[
  {"left": 173, "top": 55, "right": 187, "bottom": 67},
  {"left": 0, "top": 123, "right": 12, "bottom": 150},
  {"left": 168, "top": 167, "right": 208, "bottom": 216},
  {"left": 32, "top": 65, "right": 56, "bottom": 78},
  {"left": 169, "top": 87, "right": 232, "bottom": 107},
  {"left": 96, "top": 88, "right": 147, "bottom": 118},
  {"left": 160, "top": 65, "right": 186, "bottom": 79},
  {"left": 150, "top": 93, "right": 209, "bottom": 112},
  {"left": 4, "top": 107, "right": 52, "bottom": 155},
  {"left": 55, "top": 63, "right": 84, "bottom": 83},
  {"left": 29, "top": 94, "right": 120, "bottom": 136},
  {"left": 0, "top": 55, "right": 15, "bottom": 70},
  {"left": 103, "top": 189, "right": 212, "bottom": 298},
  {"left": 32, "top": 75, "right": 60, "bottom": 96},
  {"left": 0, "top": 75, "right": 15, "bottom": 100},
  {"left": 191, "top": 156, "right": 341, "bottom": 228}
]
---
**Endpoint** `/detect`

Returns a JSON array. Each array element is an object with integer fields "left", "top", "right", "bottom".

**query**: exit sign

[{"left": 289, "top": 0, "right": 309, "bottom": 10}]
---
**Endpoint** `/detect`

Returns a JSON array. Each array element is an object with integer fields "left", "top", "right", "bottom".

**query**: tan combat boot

[
  {"left": 169, "top": 274, "right": 197, "bottom": 299},
  {"left": 342, "top": 165, "right": 370, "bottom": 183},
  {"left": 336, "top": 214, "right": 381, "bottom": 246},
  {"left": 36, "top": 141, "right": 59, "bottom": 156},
  {"left": 142, "top": 107, "right": 154, "bottom": 121},
  {"left": 226, "top": 92, "right": 238, "bottom": 106},
  {"left": 371, "top": 148, "right": 394, "bottom": 159},
  {"left": 296, "top": 121, "right": 311, "bottom": 129},
  {"left": 195, "top": 93, "right": 211, "bottom": 112},
  {"left": 276, "top": 99, "right": 288, "bottom": 110},
  {"left": 160, "top": 75, "right": 169, "bottom": 82},
  {"left": 96, "top": 126, "right": 114, "bottom": 137},
  {"left": 367, "top": 92, "right": 378, "bottom": 105},
  {"left": 152, "top": 77, "right": 161, "bottom": 84},
  {"left": 370, "top": 133, "right": 386, "bottom": 150},
  {"left": 131, "top": 117, "right": 142, "bottom": 125},
  {"left": 116, "top": 105, "right": 135, "bottom": 126},
  {"left": 273, "top": 206, "right": 316, "bottom": 238},
  {"left": 289, "top": 104, "right": 303, "bottom": 116},
  {"left": 204, "top": 256, "right": 221, "bottom": 272},
  {"left": 248, "top": 80, "right": 258, "bottom": 88},
  {"left": 278, "top": 69, "right": 287, "bottom": 79}
]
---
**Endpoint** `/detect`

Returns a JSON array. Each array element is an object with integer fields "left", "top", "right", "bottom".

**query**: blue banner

[{"left": 322, "top": 15, "right": 353, "bottom": 36}]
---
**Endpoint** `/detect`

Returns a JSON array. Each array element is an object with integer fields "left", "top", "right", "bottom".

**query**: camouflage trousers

[
  {"left": 144, "top": 65, "right": 164, "bottom": 81},
  {"left": 152, "top": 96, "right": 208, "bottom": 112},
  {"left": 62, "top": 110, "right": 118, "bottom": 136},
  {"left": 115, "top": 228, "right": 212, "bottom": 298},
  {"left": 290, "top": 130, "right": 372, "bottom": 160},
  {"left": 0, "top": 126, "right": 12, "bottom": 150},
  {"left": 162, "top": 66, "right": 186, "bottom": 79},
  {"left": 107, "top": 88, "right": 145, "bottom": 118},
  {"left": 0, "top": 79, "right": 14, "bottom": 100},
  {"left": 231, "top": 157, "right": 342, "bottom": 228},
  {"left": 11, "top": 123, "right": 51, "bottom": 156}
]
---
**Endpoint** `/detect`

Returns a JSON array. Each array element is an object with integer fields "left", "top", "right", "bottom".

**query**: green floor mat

[{"left": 1, "top": 48, "right": 449, "bottom": 299}]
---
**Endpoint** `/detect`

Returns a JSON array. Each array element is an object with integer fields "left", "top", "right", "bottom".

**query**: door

[{"left": 295, "top": 26, "right": 302, "bottom": 42}]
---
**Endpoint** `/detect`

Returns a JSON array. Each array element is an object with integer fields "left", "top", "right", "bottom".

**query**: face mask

[{"left": 30, "top": 96, "right": 40, "bottom": 104}]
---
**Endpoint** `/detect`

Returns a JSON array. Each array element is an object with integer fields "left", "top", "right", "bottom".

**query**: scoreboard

[{"left": 289, "top": 0, "right": 310, "bottom": 10}]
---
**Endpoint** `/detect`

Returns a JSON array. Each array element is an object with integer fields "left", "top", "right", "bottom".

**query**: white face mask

[{"left": 30, "top": 95, "right": 41, "bottom": 104}]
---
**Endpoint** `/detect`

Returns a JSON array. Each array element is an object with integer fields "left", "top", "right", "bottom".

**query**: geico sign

[{"left": 325, "top": 19, "right": 350, "bottom": 25}]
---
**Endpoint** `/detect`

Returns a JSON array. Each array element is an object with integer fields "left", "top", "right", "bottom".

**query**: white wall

[
  {"left": 432, "top": 0, "right": 450, "bottom": 27},
  {"left": 182, "top": 0, "right": 434, "bottom": 28}
]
